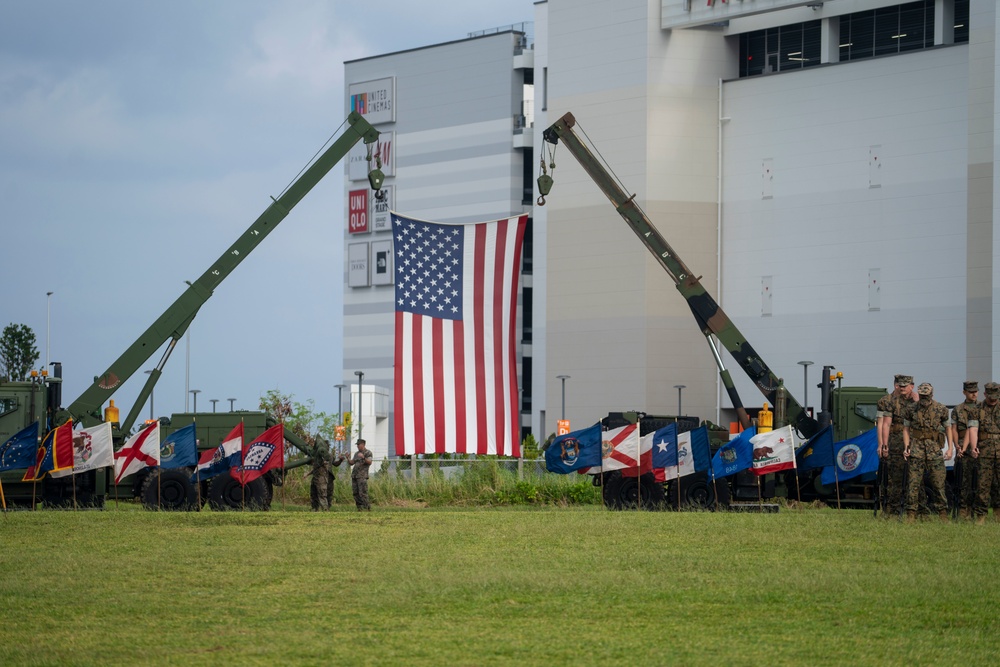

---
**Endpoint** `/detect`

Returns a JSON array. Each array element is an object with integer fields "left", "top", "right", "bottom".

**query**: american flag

[{"left": 392, "top": 212, "right": 527, "bottom": 456}]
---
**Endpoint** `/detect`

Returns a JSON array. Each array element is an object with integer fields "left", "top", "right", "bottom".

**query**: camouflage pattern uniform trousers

[
  {"left": 905, "top": 398, "right": 951, "bottom": 513},
  {"left": 952, "top": 398, "right": 980, "bottom": 514},
  {"left": 975, "top": 399, "right": 1000, "bottom": 518},
  {"left": 877, "top": 391, "right": 915, "bottom": 514},
  {"left": 348, "top": 446, "right": 373, "bottom": 511},
  {"left": 310, "top": 443, "right": 344, "bottom": 511}
]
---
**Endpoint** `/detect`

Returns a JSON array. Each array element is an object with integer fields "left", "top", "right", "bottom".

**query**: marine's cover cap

[
  {"left": 964, "top": 381, "right": 979, "bottom": 392},
  {"left": 894, "top": 375, "right": 913, "bottom": 386},
  {"left": 917, "top": 383, "right": 933, "bottom": 396}
]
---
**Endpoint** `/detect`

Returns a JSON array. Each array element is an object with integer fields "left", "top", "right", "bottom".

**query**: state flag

[
  {"left": 750, "top": 425, "right": 798, "bottom": 475},
  {"left": 51, "top": 422, "right": 114, "bottom": 477},
  {"left": 0, "top": 423, "right": 39, "bottom": 472},
  {"left": 662, "top": 426, "right": 711, "bottom": 481},
  {"left": 795, "top": 425, "right": 834, "bottom": 472},
  {"left": 192, "top": 423, "right": 243, "bottom": 483},
  {"left": 711, "top": 426, "right": 756, "bottom": 479},
  {"left": 22, "top": 420, "right": 74, "bottom": 482},
  {"left": 600, "top": 424, "right": 649, "bottom": 472},
  {"left": 113, "top": 421, "right": 160, "bottom": 484},
  {"left": 649, "top": 423, "right": 679, "bottom": 470},
  {"left": 160, "top": 424, "right": 198, "bottom": 469},
  {"left": 230, "top": 424, "right": 284, "bottom": 485},
  {"left": 545, "top": 423, "right": 602, "bottom": 474},
  {"left": 821, "top": 427, "right": 879, "bottom": 485}
]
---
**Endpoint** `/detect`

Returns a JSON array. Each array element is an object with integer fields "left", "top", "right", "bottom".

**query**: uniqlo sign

[{"left": 348, "top": 189, "right": 369, "bottom": 234}]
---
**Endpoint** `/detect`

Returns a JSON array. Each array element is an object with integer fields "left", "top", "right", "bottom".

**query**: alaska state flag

[
  {"left": 0, "top": 423, "right": 39, "bottom": 472},
  {"left": 160, "top": 424, "right": 198, "bottom": 469},
  {"left": 192, "top": 423, "right": 243, "bottom": 483},
  {"left": 230, "top": 423, "right": 284, "bottom": 485},
  {"left": 821, "top": 427, "right": 879, "bottom": 485},
  {"left": 710, "top": 426, "right": 756, "bottom": 479},
  {"left": 545, "top": 423, "right": 602, "bottom": 474},
  {"left": 796, "top": 425, "right": 835, "bottom": 471}
]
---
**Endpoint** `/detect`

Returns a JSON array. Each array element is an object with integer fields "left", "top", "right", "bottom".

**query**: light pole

[
  {"left": 228, "top": 397, "right": 236, "bottom": 411},
  {"left": 798, "top": 361, "right": 814, "bottom": 413},
  {"left": 354, "top": 371, "right": 364, "bottom": 443},
  {"left": 143, "top": 369, "right": 154, "bottom": 421},
  {"left": 335, "top": 384, "right": 346, "bottom": 423},
  {"left": 211, "top": 399, "right": 219, "bottom": 413},
  {"left": 46, "top": 291, "right": 53, "bottom": 371},
  {"left": 556, "top": 375, "right": 570, "bottom": 420},
  {"left": 674, "top": 384, "right": 686, "bottom": 416},
  {"left": 190, "top": 389, "right": 201, "bottom": 413}
]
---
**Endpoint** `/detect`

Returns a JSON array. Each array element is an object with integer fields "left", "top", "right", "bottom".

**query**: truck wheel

[
  {"left": 679, "top": 473, "right": 716, "bottom": 510},
  {"left": 141, "top": 468, "right": 198, "bottom": 511},
  {"left": 603, "top": 472, "right": 664, "bottom": 510},
  {"left": 207, "top": 475, "right": 270, "bottom": 511}
]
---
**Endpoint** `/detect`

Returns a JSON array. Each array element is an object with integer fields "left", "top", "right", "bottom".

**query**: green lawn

[{"left": 1, "top": 506, "right": 998, "bottom": 666}]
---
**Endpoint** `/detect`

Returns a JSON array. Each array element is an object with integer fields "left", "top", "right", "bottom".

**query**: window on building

[
  {"left": 840, "top": 1, "right": 935, "bottom": 62},
  {"left": 954, "top": 0, "right": 969, "bottom": 44},
  {"left": 740, "top": 20, "right": 821, "bottom": 77}
]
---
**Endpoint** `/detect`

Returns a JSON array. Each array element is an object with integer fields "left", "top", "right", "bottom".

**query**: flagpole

[
  {"left": 0, "top": 479, "right": 7, "bottom": 512},
  {"left": 710, "top": 469, "right": 720, "bottom": 513},
  {"left": 834, "top": 458, "right": 841, "bottom": 511},
  {"left": 193, "top": 415, "right": 201, "bottom": 511},
  {"left": 756, "top": 475, "right": 762, "bottom": 512},
  {"left": 676, "top": 459, "right": 681, "bottom": 512},
  {"left": 72, "top": 473, "right": 77, "bottom": 510},
  {"left": 241, "top": 417, "right": 246, "bottom": 512}
]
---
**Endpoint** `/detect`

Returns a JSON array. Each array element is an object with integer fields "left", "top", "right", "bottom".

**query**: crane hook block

[
  {"left": 368, "top": 168, "right": 385, "bottom": 192},
  {"left": 536, "top": 173, "right": 553, "bottom": 206}
]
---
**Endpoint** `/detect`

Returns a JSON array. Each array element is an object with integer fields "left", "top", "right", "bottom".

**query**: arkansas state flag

[
  {"left": 113, "top": 421, "right": 160, "bottom": 484},
  {"left": 750, "top": 425, "right": 798, "bottom": 475},
  {"left": 392, "top": 213, "right": 527, "bottom": 457},
  {"left": 22, "top": 420, "right": 74, "bottom": 481},
  {"left": 600, "top": 424, "right": 649, "bottom": 472},
  {"left": 51, "top": 422, "right": 114, "bottom": 477},
  {"left": 230, "top": 424, "right": 284, "bottom": 485}
]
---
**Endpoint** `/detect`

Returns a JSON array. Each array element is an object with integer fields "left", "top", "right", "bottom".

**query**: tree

[
  {"left": 258, "top": 389, "right": 339, "bottom": 452},
  {"left": 0, "top": 323, "right": 40, "bottom": 382}
]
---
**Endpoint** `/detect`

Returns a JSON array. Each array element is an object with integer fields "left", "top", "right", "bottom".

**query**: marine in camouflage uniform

[
  {"left": 950, "top": 381, "right": 980, "bottom": 519},
  {"left": 347, "top": 438, "right": 374, "bottom": 511},
  {"left": 877, "top": 374, "right": 916, "bottom": 517},
  {"left": 310, "top": 436, "right": 345, "bottom": 511},
  {"left": 973, "top": 382, "right": 1000, "bottom": 524},
  {"left": 903, "top": 383, "right": 953, "bottom": 522}
]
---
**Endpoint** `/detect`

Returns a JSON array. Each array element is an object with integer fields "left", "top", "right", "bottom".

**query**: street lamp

[
  {"left": 798, "top": 361, "right": 814, "bottom": 413},
  {"left": 143, "top": 370, "right": 154, "bottom": 421},
  {"left": 228, "top": 397, "right": 236, "bottom": 411},
  {"left": 354, "top": 371, "right": 364, "bottom": 443},
  {"left": 190, "top": 389, "right": 201, "bottom": 413},
  {"left": 335, "top": 384, "right": 346, "bottom": 423},
  {"left": 46, "top": 291, "right": 53, "bottom": 371},
  {"left": 210, "top": 399, "right": 219, "bottom": 413},
  {"left": 674, "top": 384, "right": 686, "bottom": 416},
  {"left": 556, "top": 375, "right": 570, "bottom": 420}
]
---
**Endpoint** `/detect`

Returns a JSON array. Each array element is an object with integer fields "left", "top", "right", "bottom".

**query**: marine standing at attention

[
  {"left": 877, "top": 374, "right": 917, "bottom": 517},
  {"left": 902, "top": 383, "right": 952, "bottom": 523}
]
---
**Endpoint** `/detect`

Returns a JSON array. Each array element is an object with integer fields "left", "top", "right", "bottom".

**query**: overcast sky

[{"left": 1, "top": 0, "right": 536, "bottom": 423}]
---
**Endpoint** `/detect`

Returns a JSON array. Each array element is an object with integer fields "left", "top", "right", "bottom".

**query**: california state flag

[{"left": 749, "top": 424, "right": 798, "bottom": 475}]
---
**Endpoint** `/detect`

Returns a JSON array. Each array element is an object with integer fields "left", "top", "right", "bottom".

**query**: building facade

[{"left": 345, "top": 0, "right": 999, "bottom": 454}]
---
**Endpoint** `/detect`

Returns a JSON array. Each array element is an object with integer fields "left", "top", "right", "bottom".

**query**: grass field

[{"left": 2, "top": 505, "right": 999, "bottom": 666}]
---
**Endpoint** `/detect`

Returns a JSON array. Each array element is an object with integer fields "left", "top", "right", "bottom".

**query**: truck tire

[
  {"left": 207, "top": 475, "right": 271, "bottom": 511},
  {"left": 141, "top": 468, "right": 198, "bottom": 511},
  {"left": 675, "top": 472, "right": 718, "bottom": 510},
  {"left": 603, "top": 471, "right": 665, "bottom": 510}
]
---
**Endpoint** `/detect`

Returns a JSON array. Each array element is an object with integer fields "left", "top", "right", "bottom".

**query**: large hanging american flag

[{"left": 392, "top": 212, "right": 527, "bottom": 456}]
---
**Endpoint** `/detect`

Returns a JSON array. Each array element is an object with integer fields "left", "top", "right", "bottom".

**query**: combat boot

[
  {"left": 905, "top": 510, "right": 917, "bottom": 524},
  {"left": 959, "top": 507, "right": 971, "bottom": 520},
  {"left": 939, "top": 510, "right": 949, "bottom": 523},
  {"left": 976, "top": 514, "right": 987, "bottom": 525}
]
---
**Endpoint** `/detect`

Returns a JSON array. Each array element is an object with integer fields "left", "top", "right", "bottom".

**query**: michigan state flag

[{"left": 545, "top": 423, "right": 602, "bottom": 474}]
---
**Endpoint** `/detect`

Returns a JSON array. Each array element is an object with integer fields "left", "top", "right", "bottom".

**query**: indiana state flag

[
  {"left": 0, "top": 423, "right": 39, "bottom": 472},
  {"left": 545, "top": 423, "right": 602, "bottom": 474},
  {"left": 160, "top": 424, "right": 198, "bottom": 469},
  {"left": 710, "top": 426, "right": 756, "bottom": 479},
  {"left": 822, "top": 427, "right": 879, "bottom": 485}
]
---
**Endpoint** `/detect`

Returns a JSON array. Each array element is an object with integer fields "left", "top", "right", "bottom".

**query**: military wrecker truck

[
  {"left": 539, "top": 112, "right": 885, "bottom": 509},
  {"left": 0, "top": 112, "right": 383, "bottom": 510}
]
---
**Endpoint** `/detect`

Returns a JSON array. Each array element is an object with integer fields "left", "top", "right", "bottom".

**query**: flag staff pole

[
  {"left": 675, "top": 458, "right": 681, "bottom": 512},
  {"left": 0, "top": 479, "right": 7, "bottom": 513},
  {"left": 193, "top": 416, "right": 201, "bottom": 511},
  {"left": 756, "top": 475, "right": 762, "bottom": 512},
  {"left": 834, "top": 459, "right": 841, "bottom": 510},
  {"left": 241, "top": 417, "right": 246, "bottom": 511}
]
